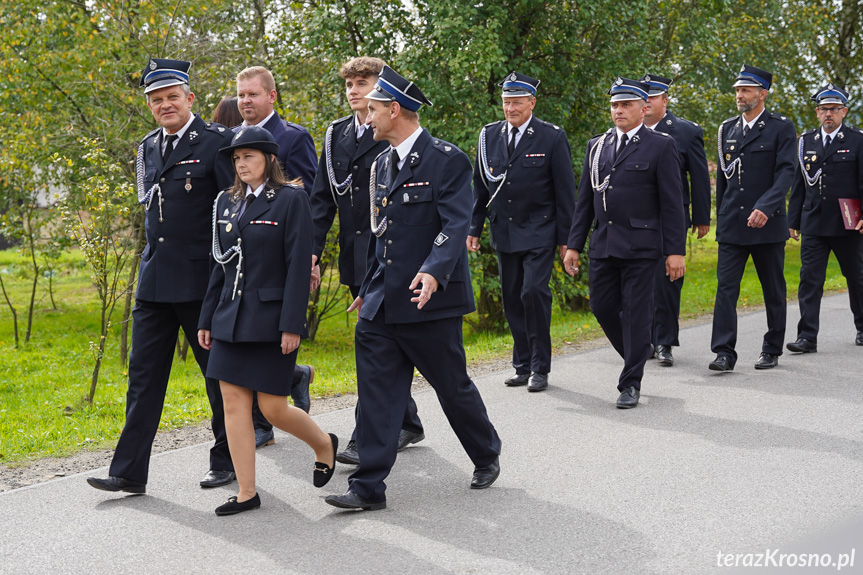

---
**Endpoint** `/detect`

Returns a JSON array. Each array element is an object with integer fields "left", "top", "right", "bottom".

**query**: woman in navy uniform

[{"left": 197, "top": 126, "right": 337, "bottom": 515}]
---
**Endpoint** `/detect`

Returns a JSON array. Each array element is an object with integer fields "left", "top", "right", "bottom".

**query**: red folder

[{"left": 839, "top": 198, "right": 862, "bottom": 230}]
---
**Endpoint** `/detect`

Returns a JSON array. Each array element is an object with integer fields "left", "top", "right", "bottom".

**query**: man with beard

[{"left": 709, "top": 65, "right": 796, "bottom": 372}]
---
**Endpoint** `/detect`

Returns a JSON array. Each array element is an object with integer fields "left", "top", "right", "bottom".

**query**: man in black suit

[
  {"left": 565, "top": 77, "right": 686, "bottom": 408},
  {"left": 87, "top": 58, "right": 236, "bottom": 494},
  {"left": 325, "top": 66, "right": 502, "bottom": 511},
  {"left": 709, "top": 65, "right": 796, "bottom": 372},
  {"left": 235, "top": 66, "right": 317, "bottom": 441},
  {"left": 309, "top": 57, "right": 425, "bottom": 466},
  {"left": 641, "top": 74, "right": 711, "bottom": 367},
  {"left": 468, "top": 72, "right": 576, "bottom": 392},
  {"left": 787, "top": 84, "right": 863, "bottom": 352}
]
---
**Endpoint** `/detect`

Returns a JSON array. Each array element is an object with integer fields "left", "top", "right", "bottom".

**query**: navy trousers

[
  {"left": 349, "top": 313, "right": 500, "bottom": 503},
  {"left": 588, "top": 257, "right": 657, "bottom": 391},
  {"left": 711, "top": 242, "right": 786, "bottom": 365},
  {"left": 110, "top": 300, "right": 232, "bottom": 483},
  {"left": 652, "top": 259, "right": 684, "bottom": 347},
  {"left": 796, "top": 234, "right": 863, "bottom": 342},
  {"left": 497, "top": 247, "right": 555, "bottom": 375}
]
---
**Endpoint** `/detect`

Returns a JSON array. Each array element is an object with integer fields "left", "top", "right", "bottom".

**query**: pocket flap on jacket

[{"left": 257, "top": 287, "right": 283, "bottom": 302}]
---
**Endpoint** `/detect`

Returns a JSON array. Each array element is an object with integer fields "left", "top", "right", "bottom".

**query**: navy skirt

[{"left": 206, "top": 339, "right": 297, "bottom": 395}]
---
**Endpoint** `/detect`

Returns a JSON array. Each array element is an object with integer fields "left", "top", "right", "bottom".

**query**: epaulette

[
  {"left": 676, "top": 116, "right": 699, "bottom": 128},
  {"left": 540, "top": 119, "right": 561, "bottom": 131},
  {"left": 770, "top": 112, "right": 791, "bottom": 122},
  {"left": 591, "top": 128, "right": 614, "bottom": 141},
  {"left": 373, "top": 148, "right": 389, "bottom": 163},
  {"left": 330, "top": 115, "right": 352, "bottom": 126},
  {"left": 722, "top": 116, "right": 738, "bottom": 125},
  {"left": 801, "top": 127, "right": 819, "bottom": 136},
  {"left": 432, "top": 139, "right": 457, "bottom": 154},
  {"left": 845, "top": 125, "right": 861, "bottom": 134},
  {"left": 141, "top": 126, "right": 161, "bottom": 144},
  {"left": 484, "top": 120, "right": 503, "bottom": 129},
  {"left": 206, "top": 122, "right": 230, "bottom": 134}
]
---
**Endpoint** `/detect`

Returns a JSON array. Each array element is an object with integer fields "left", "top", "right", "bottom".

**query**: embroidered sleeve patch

[{"left": 434, "top": 233, "right": 449, "bottom": 246}]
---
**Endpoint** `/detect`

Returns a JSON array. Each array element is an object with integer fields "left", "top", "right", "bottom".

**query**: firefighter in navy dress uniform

[
  {"left": 324, "top": 66, "right": 502, "bottom": 511},
  {"left": 565, "top": 77, "right": 686, "bottom": 409},
  {"left": 787, "top": 84, "right": 863, "bottom": 353},
  {"left": 309, "top": 57, "right": 425, "bottom": 466},
  {"left": 709, "top": 65, "right": 796, "bottom": 372},
  {"left": 641, "top": 74, "right": 712, "bottom": 367},
  {"left": 87, "top": 58, "right": 237, "bottom": 495},
  {"left": 468, "top": 71, "right": 576, "bottom": 392},
  {"left": 197, "top": 126, "right": 337, "bottom": 516}
]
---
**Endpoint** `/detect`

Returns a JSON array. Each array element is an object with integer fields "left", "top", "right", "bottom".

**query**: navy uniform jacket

[
  {"left": 309, "top": 115, "right": 389, "bottom": 286},
  {"left": 788, "top": 125, "right": 863, "bottom": 236},
  {"left": 199, "top": 185, "right": 312, "bottom": 342},
  {"left": 568, "top": 125, "right": 686, "bottom": 258},
  {"left": 240, "top": 112, "right": 317, "bottom": 193},
  {"left": 716, "top": 110, "right": 796, "bottom": 244},
  {"left": 137, "top": 115, "right": 234, "bottom": 302},
  {"left": 653, "top": 112, "right": 711, "bottom": 227},
  {"left": 359, "top": 129, "right": 476, "bottom": 324},
  {"left": 470, "top": 117, "right": 576, "bottom": 252}
]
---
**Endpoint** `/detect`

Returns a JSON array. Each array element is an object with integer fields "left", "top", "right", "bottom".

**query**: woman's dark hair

[
  {"left": 228, "top": 151, "right": 303, "bottom": 201},
  {"left": 213, "top": 96, "right": 243, "bottom": 128}
]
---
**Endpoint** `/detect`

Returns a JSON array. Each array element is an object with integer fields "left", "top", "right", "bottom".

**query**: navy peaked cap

[
  {"left": 640, "top": 74, "right": 673, "bottom": 96},
  {"left": 812, "top": 83, "right": 849, "bottom": 106},
  {"left": 498, "top": 71, "right": 540, "bottom": 98},
  {"left": 608, "top": 77, "right": 649, "bottom": 101},
  {"left": 366, "top": 65, "right": 432, "bottom": 112},
  {"left": 733, "top": 65, "right": 772, "bottom": 90},
  {"left": 140, "top": 58, "right": 191, "bottom": 94}
]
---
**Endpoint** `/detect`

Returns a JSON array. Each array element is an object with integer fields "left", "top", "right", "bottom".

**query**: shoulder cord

[
  {"left": 590, "top": 129, "right": 613, "bottom": 211},
  {"left": 369, "top": 155, "right": 387, "bottom": 237},
  {"left": 137, "top": 141, "right": 164, "bottom": 222},
  {"left": 478, "top": 126, "right": 508, "bottom": 208},
  {"left": 324, "top": 123, "right": 353, "bottom": 207},
  {"left": 798, "top": 135, "right": 822, "bottom": 187},
  {"left": 717, "top": 123, "right": 741, "bottom": 180},
  {"left": 210, "top": 190, "right": 243, "bottom": 300}
]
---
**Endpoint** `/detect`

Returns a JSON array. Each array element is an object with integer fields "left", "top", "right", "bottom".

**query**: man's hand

[
  {"left": 347, "top": 296, "right": 363, "bottom": 316},
  {"left": 691, "top": 224, "right": 710, "bottom": 239},
  {"left": 789, "top": 228, "right": 800, "bottom": 241},
  {"left": 281, "top": 332, "right": 300, "bottom": 355},
  {"left": 197, "top": 329, "right": 211, "bottom": 351},
  {"left": 856, "top": 220, "right": 863, "bottom": 235},
  {"left": 410, "top": 272, "right": 439, "bottom": 309},
  {"left": 666, "top": 254, "right": 686, "bottom": 282},
  {"left": 564, "top": 249, "right": 581, "bottom": 278},
  {"left": 747, "top": 209, "right": 768, "bottom": 228},
  {"left": 466, "top": 235, "right": 480, "bottom": 252},
  {"left": 558, "top": 244, "right": 567, "bottom": 260},
  {"left": 310, "top": 264, "right": 321, "bottom": 291}
]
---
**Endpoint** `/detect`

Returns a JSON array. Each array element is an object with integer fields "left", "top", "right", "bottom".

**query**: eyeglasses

[{"left": 817, "top": 106, "right": 844, "bottom": 113}]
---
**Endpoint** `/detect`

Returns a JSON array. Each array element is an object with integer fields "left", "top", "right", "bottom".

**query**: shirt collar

[
  {"left": 162, "top": 113, "right": 196, "bottom": 141},
  {"left": 741, "top": 109, "right": 766, "bottom": 131},
  {"left": 393, "top": 126, "right": 424, "bottom": 168},
  {"left": 616, "top": 123, "right": 643, "bottom": 140},
  {"left": 354, "top": 113, "right": 367, "bottom": 135},
  {"left": 507, "top": 114, "right": 533, "bottom": 134},
  {"left": 243, "top": 110, "right": 276, "bottom": 128},
  {"left": 822, "top": 124, "right": 842, "bottom": 141},
  {"left": 245, "top": 181, "right": 267, "bottom": 199}
]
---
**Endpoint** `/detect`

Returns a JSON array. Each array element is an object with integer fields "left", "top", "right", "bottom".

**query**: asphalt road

[{"left": 2, "top": 294, "right": 862, "bottom": 574}]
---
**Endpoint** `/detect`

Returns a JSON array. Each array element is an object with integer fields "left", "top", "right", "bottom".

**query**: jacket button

[
  {"left": 388, "top": 219, "right": 393, "bottom": 225},
  {"left": 239, "top": 273, "right": 243, "bottom": 278},
  {"left": 740, "top": 152, "right": 745, "bottom": 156},
  {"left": 160, "top": 178, "right": 166, "bottom": 183},
  {"left": 158, "top": 237, "right": 165, "bottom": 242},
  {"left": 354, "top": 187, "right": 360, "bottom": 192},
  {"left": 386, "top": 259, "right": 392, "bottom": 265},
  {"left": 507, "top": 181, "right": 511, "bottom": 185},
  {"left": 237, "top": 290, "right": 242, "bottom": 296},
  {"left": 507, "top": 199, "right": 512, "bottom": 203},
  {"left": 445, "top": 274, "right": 450, "bottom": 279},
  {"left": 355, "top": 230, "right": 362, "bottom": 235},
  {"left": 608, "top": 221, "right": 613, "bottom": 225},
  {"left": 608, "top": 186, "right": 613, "bottom": 190},
  {"left": 739, "top": 206, "right": 745, "bottom": 210},
  {"left": 611, "top": 168, "right": 616, "bottom": 172},
  {"left": 387, "top": 239, "right": 392, "bottom": 245},
  {"left": 508, "top": 164, "right": 512, "bottom": 168},
  {"left": 353, "top": 165, "right": 358, "bottom": 170},
  {"left": 508, "top": 217, "right": 513, "bottom": 221},
  {"left": 186, "top": 171, "right": 191, "bottom": 176}
]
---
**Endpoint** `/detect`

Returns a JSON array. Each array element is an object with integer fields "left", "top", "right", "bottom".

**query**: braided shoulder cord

[
  {"left": 210, "top": 191, "right": 244, "bottom": 300},
  {"left": 478, "top": 126, "right": 509, "bottom": 208},
  {"left": 717, "top": 123, "right": 741, "bottom": 180},
  {"left": 369, "top": 156, "right": 387, "bottom": 237},
  {"left": 798, "top": 136, "right": 822, "bottom": 187},
  {"left": 590, "top": 130, "right": 614, "bottom": 211},
  {"left": 324, "top": 123, "right": 353, "bottom": 207}
]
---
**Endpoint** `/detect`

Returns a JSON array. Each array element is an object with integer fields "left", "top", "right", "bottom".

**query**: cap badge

[
  {"left": 509, "top": 72, "right": 517, "bottom": 82},
  {"left": 189, "top": 130, "right": 198, "bottom": 141},
  {"left": 149, "top": 59, "right": 157, "bottom": 70},
  {"left": 614, "top": 77, "right": 623, "bottom": 86},
  {"left": 740, "top": 65, "right": 746, "bottom": 73},
  {"left": 827, "top": 83, "right": 834, "bottom": 90}
]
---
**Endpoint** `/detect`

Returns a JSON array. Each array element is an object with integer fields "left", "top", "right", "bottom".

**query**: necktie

[
  {"left": 162, "top": 134, "right": 178, "bottom": 164},
  {"left": 390, "top": 148, "right": 400, "bottom": 182},
  {"left": 824, "top": 135, "right": 832, "bottom": 152},
  {"left": 742, "top": 125, "right": 749, "bottom": 138},
  {"left": 507, "top": 128, "right": 517, "bottom": 157},
  {"left": 615, "top": 133, "right": 629, "bottom": 160},
  {"left": 240, "top": 193, "right": 256, "bottom": 217}
]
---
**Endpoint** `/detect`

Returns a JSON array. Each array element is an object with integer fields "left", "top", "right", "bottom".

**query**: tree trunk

[
  {"left": 88, "top": 306, "right": 109, "bottom": 404},
  {"left": 121, "top": 213, "right": 145, "bottom": 366},
  {"left": 0, "top": 272, "right": 19, "bottom": 348}
]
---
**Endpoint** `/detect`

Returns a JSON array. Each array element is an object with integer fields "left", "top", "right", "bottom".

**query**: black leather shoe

[
  {"left": 504, "top": 373, "right": 529, "bottom": 386},
  {"left": 325, "top": 491, "right": 386, "bottom": 511},
  {"left": 471, "top": 457, "right": 500, "bottom": 489},
  {"left": 786, "top": 338, "right": 817, "bottom": 353},
  {"left": 215, "top": 493, "right": 260, "bottom": 516},
  {"left": 708, "top": 355, "right": 734, "bottom": 372},
  {"left": 397, "top": 429, "right": 425, "bottom": 451},
  {"left": 255, "top": 428, "right": 275, "bottom": 448},
  {"left": 655, "top": 345, "right": 674, "bottom": 366},
  {"left": 754, "top": 352, "right": 779, "bottom": 370},
  {"left": 86, "top": 476, "right": 146, "bottom": 494},
  {"left": 857, "top": 331, "right": 863, "bottom": 346},
  {"left": 313, "top": 433, "right": 338, "bottom": 488},
  {"left": 291, "top": 365, "right": 314, "bottom": 413},
  {"left": 335, "top": 439, "right": 360, "bottom": 465},
  {"left": 527, "top": 373, "right": 548, "bottom": 392},
  {"left": 200, "top": 470, "right": 236, "bottom": 488},
  {"left": 616, "top": 386, "right": 640, "bottom": 409}
]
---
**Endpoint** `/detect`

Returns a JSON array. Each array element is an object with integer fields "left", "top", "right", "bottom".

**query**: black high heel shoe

[{"left": 313, "top": 433, "right": 338, "bottom": 488}]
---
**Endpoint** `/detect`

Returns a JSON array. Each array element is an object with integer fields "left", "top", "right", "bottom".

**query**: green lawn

[{"left": 0, "top": 235, "right": 846, "bottom": 464}]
